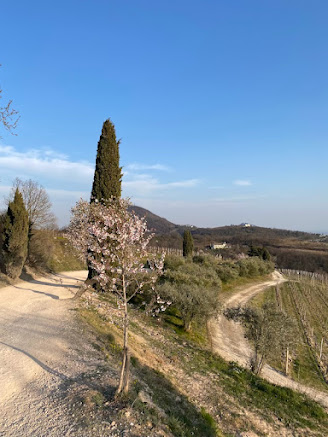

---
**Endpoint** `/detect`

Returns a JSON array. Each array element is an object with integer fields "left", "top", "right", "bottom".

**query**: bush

[
  {"left": 237, "top": 257, "right": 274, "bottom": 278},
  {"left": 164, "top": 255, "right": 185, "bottom": 270},
  {"left": 158, "top": 281, "right": 219, "bottom": 331},
  {"left": 158, "top": 259, "right": 221, "bottom": 330},
  {"left": 163, "top": 260, "right": 221, "bottom": 290},
  {"left": 27, "top": 229, "right": 56, "bottom": 270},
  {"left": 215, "top": 263, "right": 240, "bottom": 282}
]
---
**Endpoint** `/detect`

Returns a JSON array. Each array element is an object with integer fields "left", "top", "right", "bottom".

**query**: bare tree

[
  {"left": 9, "top": 178, "right": 57, "bottom": 230},
  {"left": 0, "top": 66, "right": 19, "bottom": 137},
  {"left": 6, "top": 179, "right": 57, "bottom": 263}
]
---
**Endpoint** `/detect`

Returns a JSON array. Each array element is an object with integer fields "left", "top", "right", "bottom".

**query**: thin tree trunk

[
  {"left": 256, "top": 354, "right": 264, "bottom": 375},
  {"left": 184, "top": 319, "right": 192, "bottom": 332},
  {"left": 116, "top": 272, "right": 130, "bottom": 396}
]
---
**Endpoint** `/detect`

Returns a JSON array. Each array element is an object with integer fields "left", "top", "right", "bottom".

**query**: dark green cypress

[
  {"left": 1, "top": 189, "right": 29, "bottom": 279},
  {"left": 89, "top": 119, "right": 122, "bottom": 282},
  {"left": 91, "top": 119, "right": 123, "bottom": 201},
  {"left": 183, "top": 230, "right": 194, "bottom": 257}
]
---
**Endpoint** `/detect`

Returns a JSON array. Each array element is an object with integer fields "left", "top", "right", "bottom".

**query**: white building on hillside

[{"left": 210, "top": 242, "right": 227, "bottom": 250}]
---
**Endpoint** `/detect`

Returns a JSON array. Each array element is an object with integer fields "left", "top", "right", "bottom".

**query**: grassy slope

[
  {"left": 249, "top": 277, "right": 328, "bottom": 392},
  {"left": 47, "top": 236, "right": 86, "bottom": 272},
  {"left": 77, "top": 287, "right": 328, "bottom": 437}
]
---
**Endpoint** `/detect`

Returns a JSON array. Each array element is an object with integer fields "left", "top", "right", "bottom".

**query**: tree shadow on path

[{"left": 13, "top": 285, "right": 61, "bottom": 300}]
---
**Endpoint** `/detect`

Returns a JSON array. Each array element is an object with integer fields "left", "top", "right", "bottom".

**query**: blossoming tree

[{"left": 66, "top": 198, "right": 164, "bottom": 395}]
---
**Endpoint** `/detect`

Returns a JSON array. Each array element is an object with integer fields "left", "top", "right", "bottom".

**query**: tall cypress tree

[
  {"left": 91, "top": 119, "right": 122, "bottom": 201},
  {"left": 183, "top": 230, "right": 194, "bottom": 257},
  {"left": 89, "top": 119, "right": 122, "bottom": 281},
  {"left": 1, "top": 189, "right": 29, "bottom": 279}
]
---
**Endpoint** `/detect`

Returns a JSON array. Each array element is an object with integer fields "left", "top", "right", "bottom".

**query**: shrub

[
  {"left": 164, "top": 254, "right": 185, "bottom": 270},
  {"left": 159, "top": 259, "right": 221, "bottom": 330},
  {"left": 27, "top": 229, "right": 56, "bottom": 270},
  {"left": 237, "top": 257, "right": 274, "bottom": 278},
  {"left": 158, "top": 281, "right": 219, "bottom": 331},
  {"left": 215, "top": 263, "right": 240, "bottom": 282}
]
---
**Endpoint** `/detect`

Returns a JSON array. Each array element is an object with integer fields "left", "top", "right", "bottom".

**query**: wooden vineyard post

[
  {"left": 285, "top": 347, "right": 289, "bottom": 375},
  {"left": 320, "top": 337, "right": 324, "bottom": 361}
]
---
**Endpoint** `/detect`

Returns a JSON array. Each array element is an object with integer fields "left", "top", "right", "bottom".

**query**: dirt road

[
  {"left": 0, "top": 270, "right": 105, "bottom": 436},
  {"left": 210, "top": 271, "right": 328, "bottom": 408}
]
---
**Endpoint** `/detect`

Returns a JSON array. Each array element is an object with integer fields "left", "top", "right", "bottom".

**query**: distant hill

[
  {"left": 128, "top": 205, "right": 183, "bottom": 235},
  {"left": 129, "top": 205, "right": 328, "bottom": 273},
  {"left": 190, "top": 224, "right": 320, "bottom": 247},
  {"left": 129, "top": 205, "right": 320, "bottom": 245}
]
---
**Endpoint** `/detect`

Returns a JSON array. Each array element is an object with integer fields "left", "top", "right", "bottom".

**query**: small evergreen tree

[
  {"left": 91, "top": 119, "right": 123, "bottom": 201},
  {"left": 262, "top": 247, "right": 271, "bottom": 261},
  {"left": 249, "top": 245, "right": 271, "bottom": 262},
  {"left": 1, "top": 189, "right": 29, "bottom": 278},
  {"left": 183, "top": 230, "right": 194, "bottom": 257}
]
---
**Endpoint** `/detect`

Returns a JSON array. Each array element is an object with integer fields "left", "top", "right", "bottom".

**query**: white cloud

[
  {"left": 0, "top": 145, "right": 94, "bottom": 186},
  {"left": 234, "top": 179, "right": 252, "bottom": 186},
  {"left": 47, "top": 188, "right": 89, "bottom": 198}
]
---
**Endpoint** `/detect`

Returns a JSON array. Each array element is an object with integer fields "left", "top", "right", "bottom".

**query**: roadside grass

[
  {"left": 79, "top": 294, "right": 328, "bottom": 436},
  {"left": 184, "top": 347, "right": 327, "bottom": 430}
]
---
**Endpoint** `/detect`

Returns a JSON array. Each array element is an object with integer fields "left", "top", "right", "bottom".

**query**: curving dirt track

[
  {"left": 210, "top": 271, "right": 328, "bottom": 408},
  {"left": 0, "top": 270, "right": 107, "bottom": 436}
]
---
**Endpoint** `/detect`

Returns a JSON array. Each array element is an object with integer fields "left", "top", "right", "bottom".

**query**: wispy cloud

[
  {"left": 123, "top": 174, "right": 199, "bottom": 196},
  {"left": 234, "top": 179, "right": 252, "bottom": 186},
  {"left": 125, "top": 163, "right": 171, "bottom": 172},
  {"left": 212, "top": 194, "right": 266, "bottom": 204}
]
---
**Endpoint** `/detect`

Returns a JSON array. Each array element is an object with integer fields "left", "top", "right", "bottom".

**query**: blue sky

[{"left": 0, "top": 1, "right": 327, "bottom": 231}]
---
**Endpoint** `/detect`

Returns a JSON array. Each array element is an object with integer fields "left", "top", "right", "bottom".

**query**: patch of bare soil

[{"left": 209, "top": 271, "right": 328, "bottom": 408}]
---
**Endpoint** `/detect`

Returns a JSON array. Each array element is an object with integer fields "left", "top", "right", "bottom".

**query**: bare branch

[{"left": 0, "top": 67, "right": 20, "bottom": 137}]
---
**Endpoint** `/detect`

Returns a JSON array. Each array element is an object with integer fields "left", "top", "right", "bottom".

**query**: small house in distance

[
  {"left": 209, "top": 242, "right": 227, "bottom": 250},
  {"left": 241, "top": 223, "right": 251, "bottom": 228}
]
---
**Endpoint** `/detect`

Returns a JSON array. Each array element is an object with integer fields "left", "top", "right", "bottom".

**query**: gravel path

[
  {"left": 0, "top": 270, "right": 109, "bottom": 437},
  {"left": 210, "top": 271, "right": 328, "bottom": 408}
]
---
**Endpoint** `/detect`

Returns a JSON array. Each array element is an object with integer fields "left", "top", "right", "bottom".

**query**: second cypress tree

[
  {"left": 183, "top": 230, "right": 194, "bottom": 257},
  {"left": 91, "top": 119, "right": 123, "bottom": 201},
  {"left": 1, "top": 189, "right": 29, "bottom": 279}
]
